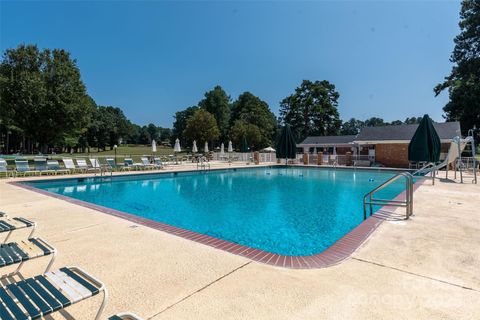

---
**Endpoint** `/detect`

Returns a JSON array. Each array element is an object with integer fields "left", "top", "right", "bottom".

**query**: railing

[{"left": 363, "top": 172, "right": 414, "bottom": 220}]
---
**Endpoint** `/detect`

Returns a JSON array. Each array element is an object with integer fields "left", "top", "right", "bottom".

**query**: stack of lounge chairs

[{"left": 0, "top": 211, "right": 143, "bottom": 320}]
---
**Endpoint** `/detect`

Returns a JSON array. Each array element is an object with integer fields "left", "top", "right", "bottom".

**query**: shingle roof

[
  {"left": 298, "top": 122, "right": 461, "bottom": 146},
  {"left": 299, "top": 135, "right": 356, "bottom": 145},
  {"left": 355, "top": 121, "right": 461, "bottom": 142}
]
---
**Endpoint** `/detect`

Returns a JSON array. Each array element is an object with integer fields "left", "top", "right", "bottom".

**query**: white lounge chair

[
  {"left": 140, "top": 157, "right": 156, "bottom": 170},
  {"left": 14, "top": 160, "right": 39, "bottom": 177},
  {"left": 63, "top": 158, "right": 79, "bottom": 173},
  {"left": 0, "top": 158, "right": 12, "bottom": 178},
  {"left": 47, "top": 160, "right": 69, "bottom": 175}
]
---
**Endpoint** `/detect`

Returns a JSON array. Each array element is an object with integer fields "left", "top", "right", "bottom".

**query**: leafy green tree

[
  {"left": 0, "top": 44, "right": 94, "bottom": 152},
  {"left": 198, "top": 86, "right": 230, "bottom": 140},
  {"left": 404, "top": 117, "right": 422, "bottom": 125},
  {"left": 364, "top": 117, "right": 386, "bottom": 127},
  {"left": 183, "top": 109, "right": 220, "bottom": 146},
  {"left": 229, "top": 120, "right": 263, "bottom": 150},
  {"left": 340, "top": 118, "right": 364, "bottom": 135},
  {"left": 389, "top": 120, "right": 403, "bottom": 126},
  {"left": 279, "top": 80, "right": 341, "bottom": 141},
  {"left": 435, "top": 0, "right": 480, "bottom": 134},
  {"left": 138, "top": 126, "right": 151, "bottom": 144},
  {"left": 147, "top": 123, "right": 158, "bottom": 141},
  {"left": 172, "top": 106, "right": 198, "bottom": 145},
  {"left": 86, "top": 106, "right": 130, "bottom": 150},
  {"left": 230, "top": 92, "right": 277, "bottom": 148}
]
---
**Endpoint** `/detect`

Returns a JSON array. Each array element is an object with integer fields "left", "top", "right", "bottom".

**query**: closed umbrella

[
  {"left": 204, "top": 141, "right": 209, "bottom": 153},
  {"left": 408, "top": 114, "right": 441, "bottom": 163},
  {"left": 220, "top": 143, "right": 225, "bottom": 155},
  {"left": 240, "top": 136, "right": 249, "bottom": 153},
  {"left": 276, "top": 124, "right": 297, "bottom": 165},
  {"left": 174, "top": 138, "right": 181, "bottom": 152},
  {"left": 192, "top": 140, "right": 198, "bottom": 153},
  {"left": 228, "top": 141, "right": 233, "bottom": 152},
  {"left": 152, "top": 140, "right": 157, "bottom": 153}
]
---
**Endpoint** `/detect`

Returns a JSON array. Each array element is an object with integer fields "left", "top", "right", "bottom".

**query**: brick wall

[
  {"left": 375, "top": 142, "right": 452, "bottom": 168},
  {"left": 375, "top": 143, "right": 409, "bottom": 168}
]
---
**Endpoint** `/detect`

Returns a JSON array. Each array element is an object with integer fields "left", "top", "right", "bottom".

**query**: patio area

[{"left": 0, "top": 165, "right": 478, "bottom": 319}]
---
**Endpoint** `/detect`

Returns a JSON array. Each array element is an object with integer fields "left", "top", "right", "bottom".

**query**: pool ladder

[{"left": 363, "top": 172, "right": 414, "bottom": 220}]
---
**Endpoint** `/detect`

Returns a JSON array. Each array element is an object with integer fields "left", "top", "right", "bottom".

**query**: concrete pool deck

[{"left": 0, "top": 164, "right": 479, "bottom": 319}]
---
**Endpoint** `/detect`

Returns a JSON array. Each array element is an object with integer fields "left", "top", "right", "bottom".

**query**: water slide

[{"left": 414, "top": 136, "right": 472, "bottom": 176}]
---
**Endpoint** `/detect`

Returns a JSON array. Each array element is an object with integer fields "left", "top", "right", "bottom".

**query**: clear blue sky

[{"left": 1, "top": 0, "right": 461, "bottom": 128}]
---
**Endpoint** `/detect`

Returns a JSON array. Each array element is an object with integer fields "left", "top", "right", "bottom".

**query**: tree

[
  {"left": 146, "top": 123, "right": 158, "bottom": 142},
  {"left": 0, "top": 44, "right": 94, "bottom": 152},
  {"left": 279, "top": 80, "right": 341, "bottom": 141},
  {"left": 198, "top": 86, "right": 230, "bottom": 140},
  {"left": 364, "top": 117, "right": 386, "bottom": 127},
  {"left": 404, "top": 117, "right": 422, "bottom": 125},
  {"left": 389, "top": 120, "right": 403, "bottom": 126},
  {"left": 172, "top": 106, "right": 198, "bottom": 145},
  {"left": 230, "top": 92, "right": 277, "bottom": 148},
  {"left": 435, "top": 0, "right": 480, "bottom": 134},
  {"left": 340, "top": 118, "right": 364, "bottom": 135},
  {"left": 86, "top": 106, "right": 130, "bottom": 150},
  {"left": 183, "top": 109, "right": 220, "bottom": 146},
  {"left": 229, "top": 120, "right": 263, "bottom": 151}
]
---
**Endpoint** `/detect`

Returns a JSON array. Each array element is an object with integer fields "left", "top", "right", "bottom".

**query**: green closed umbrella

[
  {"left": 408, "top": 114, "right": 441, "bottom": 163},
  {"left": 276, "top": 124, "right": 297, "bottom": 165},
  {"left": 240, "top": 136, "right": 249, "bottom": 153}
]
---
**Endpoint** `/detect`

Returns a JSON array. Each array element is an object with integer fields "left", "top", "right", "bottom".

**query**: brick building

[{"left": 298, "top": 122, "right": 461, "bottom": 168}]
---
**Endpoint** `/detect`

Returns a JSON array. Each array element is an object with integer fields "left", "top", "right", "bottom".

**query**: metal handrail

[{"left": 363, "top": 172, "right": 414, "bottom": 220}]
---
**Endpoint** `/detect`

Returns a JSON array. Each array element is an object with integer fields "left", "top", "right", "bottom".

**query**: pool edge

[{"left": 9, "top": 176, "right": 426, "bottom": 270}]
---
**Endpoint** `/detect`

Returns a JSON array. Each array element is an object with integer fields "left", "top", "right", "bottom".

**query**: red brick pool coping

[{"left": 10, "top": 174, "right": 426, "bottom": 269}]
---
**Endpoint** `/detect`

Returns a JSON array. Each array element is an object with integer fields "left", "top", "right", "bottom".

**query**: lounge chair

[
  {"left": 0, "top": 266, "right": 107, "bottom": 320},
  {"left": 62, "top": 158, "right": 79, "bottom": 173},
  {"left": 0, "top": 158, "right": 12, "bottom": 178},
  {"left": 154, "top": 157, "right": 164, "bottom": 169},
  {"left": 0, "top": 238, "right": 56, "bottom": 278},
  {"left": 14, "top": 160, "right": 39, "bottom": 177},
  {"left": 106, "top": 158, "right": 127, "bottom": 171},
  {"left": 0, "top": 215, "right": 36, "bottom": 243},
  {"left": 109, "top": 312, "right": 144, "bottom": 320},
  {"left": 140, "top": 157, "right": 156, "bottom": 170},
  {"left": 76, "top": 159, "right": 94, "bottom": 172},
  {"left": 124, "top": 158, "right": 144, "bottom": 170},
  {"left": 89, "top": 158, "right": 103, "bottom": 172},
  {"left": 47, "top": 160, "right": 69, "bottom": 175},
  {"left": 34, "top": 158, "right": 53, "bottom": 175}
]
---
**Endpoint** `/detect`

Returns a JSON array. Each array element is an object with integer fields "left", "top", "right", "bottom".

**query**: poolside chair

[
  {"left": 0, "top": 237, "right": 56, "bottom": 279},
  {"left": 0, "top": 158, "right": 12, "bottom": 178},
  {"left": 63, "top": 158, "right": 79, "bottom": 173},
  {"left": 47, "top": 160, "right": 69, "bottom": 175},
  {"left": 75, "top": 159, "right": 89, "bottom": 172},
  {"left": 0, "top": 266, "right": 107, "bottom": 320},
  {"left": 34, "top": 158, "right": 53, "bottom": 175},
  {"left": 106, "top": 158, "right": 127, "bottom": 171},
  {"left": 140, "top": 157, "right": 156, "bottom": 170},
  {"left": 0, "top": 215, "right": 36, "bottom": 243},
  {"left": 154, "top": 157, "right": 165, "bottom": 169},
  {"left": 124, "top": 158, "right": 144, "bottom": 170},
  {"left": 89, "top": 158, "right": 103, "bottom": 172},
  {"left": 109, "top": 312, "right": 144, "bottom": 320},
  {"left": 14, "top": 160, "right": 39, "bottom": 177}
]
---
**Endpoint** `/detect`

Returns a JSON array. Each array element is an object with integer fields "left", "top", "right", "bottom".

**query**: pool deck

[{"left": 0, "top": 163, "right": 479, "bottom": 319}]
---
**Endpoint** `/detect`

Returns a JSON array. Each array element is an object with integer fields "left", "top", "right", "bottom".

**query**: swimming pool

[{"left": 21, "top": 167, "right": 408, "bottom": 257}]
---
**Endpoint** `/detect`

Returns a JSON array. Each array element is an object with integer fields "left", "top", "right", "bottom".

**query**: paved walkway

[{"left": 0, "top": 166, "right": 479, "bottom": 319}]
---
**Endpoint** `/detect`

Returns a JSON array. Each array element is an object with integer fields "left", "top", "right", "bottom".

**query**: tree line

[{"left": 0, "top": 44, "right": 171, "bottom": 154}]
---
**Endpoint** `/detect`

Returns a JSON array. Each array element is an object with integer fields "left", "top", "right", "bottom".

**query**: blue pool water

[{"left": 23, "top": 167, "right": 407, "bottom": 256}]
